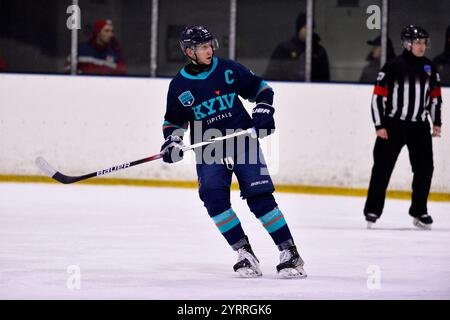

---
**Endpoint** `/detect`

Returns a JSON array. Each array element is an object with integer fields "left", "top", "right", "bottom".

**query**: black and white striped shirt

[{"left": 371, "top": 50, "right": 442, "bottom": 129}]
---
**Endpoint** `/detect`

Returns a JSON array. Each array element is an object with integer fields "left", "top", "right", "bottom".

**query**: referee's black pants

[{"left": 364, "top": 119, "right": 434, "bottom": 218}]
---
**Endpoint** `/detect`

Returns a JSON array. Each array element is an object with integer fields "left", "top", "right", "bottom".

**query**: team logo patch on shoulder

[
  {"left": 424, "top": 65, "right": 432, "bottom": 76},
  {"left": 178, "top": 90, "right": 195, "bottom": 107}
]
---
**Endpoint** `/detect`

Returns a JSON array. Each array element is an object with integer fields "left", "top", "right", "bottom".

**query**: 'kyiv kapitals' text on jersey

[{"left": 162, "top": 57, "right": 273, "bottom": 143}]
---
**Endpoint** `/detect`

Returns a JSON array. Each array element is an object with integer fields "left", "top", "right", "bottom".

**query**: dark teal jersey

[{"left": 162, "top": 57, "right": 273, "bottom": 143}]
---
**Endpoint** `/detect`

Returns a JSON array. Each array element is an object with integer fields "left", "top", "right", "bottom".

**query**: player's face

[
  {"left": 188, "top": 42, "right": 214, "bottom": 65},
  {"left": 99, "top": 25, "right": 114, "bottom": 44},
  {"left": 410, "top": 38, "right": 427, "bottom": 57}
]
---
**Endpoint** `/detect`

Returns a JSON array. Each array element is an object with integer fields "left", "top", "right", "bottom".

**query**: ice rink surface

[{"left": 1, "top": 182, "right": 449, "bottom": 300}]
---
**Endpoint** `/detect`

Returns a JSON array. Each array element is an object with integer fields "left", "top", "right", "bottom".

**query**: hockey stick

[{"left": 35, "top": 128, "right": 257, "bottom": 184}]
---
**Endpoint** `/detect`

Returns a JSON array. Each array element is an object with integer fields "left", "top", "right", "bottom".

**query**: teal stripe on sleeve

[
  {"left": 248, "top": 80, "right": 272, "bottom": 102},
  {"left": 162, "top": 120, "right": 182, "bottom": 129}
]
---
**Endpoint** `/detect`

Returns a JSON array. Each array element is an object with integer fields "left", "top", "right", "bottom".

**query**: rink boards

[{"left": 0, "top": 74, "right": 449, "bottom": 194}]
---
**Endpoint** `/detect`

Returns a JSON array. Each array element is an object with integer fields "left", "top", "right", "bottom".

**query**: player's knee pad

[
  {"left": 246, "top": 193, "right": 278, "bottom": 218},
  {"left": 200, "top": 188, "right": 231, "bottom": 217}
]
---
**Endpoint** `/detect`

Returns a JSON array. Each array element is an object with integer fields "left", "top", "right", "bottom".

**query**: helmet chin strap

[
  {"left": 191, "top": 51, "right": 200, "bottom": 65},
  {"left": 403, "top": 40, "right": 412, "bottom": 51}
]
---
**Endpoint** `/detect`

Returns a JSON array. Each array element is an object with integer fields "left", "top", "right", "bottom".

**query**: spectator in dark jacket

[
  {"left": 359, "top": 36, "right": 395, "bottom": 83},
  {"left": 264, "top": 13, "right": 330, "bottom": 82},
  {"left": 433, "top": 25, "right": 450, "bottom": 86},
  {"left": 66, "top": 19, "right": 127, "bottom": 75}
]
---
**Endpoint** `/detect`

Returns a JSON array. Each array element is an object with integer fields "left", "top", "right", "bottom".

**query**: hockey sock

[
  {"left": 210, "top": 208, "right": 246, "bottom": 248},
  {"left": 247, "top": 193, "right": 294, "bottom": 251}
]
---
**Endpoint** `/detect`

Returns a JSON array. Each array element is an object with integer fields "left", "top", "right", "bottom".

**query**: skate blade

[
  {"left": 278, "top": 267, "right": 307, "bottom": 279},
  {"left": 236, "top": 267, "right": 262, "bottom": 278},
  {"left": 413, "top": 219, "right": 432, "bottom": 230},
  {"left": 367, "top": 221, "right": 375, "bottom": 229}
]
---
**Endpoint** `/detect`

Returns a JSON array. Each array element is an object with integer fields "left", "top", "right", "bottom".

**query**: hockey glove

[
  {"left": 160, "top": 135, "right": 184, "bottom": 163},
  {"left": 252, "top": 103, "right": 275, "bottom": 138}
]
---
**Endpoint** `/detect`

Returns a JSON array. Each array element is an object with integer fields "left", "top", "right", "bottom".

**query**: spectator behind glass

[
  {"left": 264, "top": 13, "right": 330, "bottom": 82},
  {"left": 66, "top": 19, "right": 127, "bottom": 75},
  {"left": 433, "top": 25, "right": 450, "bottom": 86},
  {"left": 359, "top": 36, "right": 395, "bottom": 83}
]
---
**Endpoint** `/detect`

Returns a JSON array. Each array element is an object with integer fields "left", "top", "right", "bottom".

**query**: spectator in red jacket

[
  {"left": 66, "top": 19, "right": 127, "bottom": 75},
  {"left": 0, "top": 55, "right": 6, "bottom": 71}
]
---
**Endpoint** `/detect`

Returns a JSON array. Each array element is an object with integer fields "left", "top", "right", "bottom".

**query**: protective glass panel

[
  {"left": 389, "top": 0, "right": 450, "bottom": 86},
  {"left": 157, "top": 0, "right": 229, "bottom": 77},
  {"left": 237, "top": 0, "right": 308, "bottom": 81},
  {"left": 314, "top": 0, "right": 382, "bottom": 83}
]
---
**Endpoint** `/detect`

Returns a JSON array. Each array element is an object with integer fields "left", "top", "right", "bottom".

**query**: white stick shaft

[{"left": 181, "top": 127, "right": 256, "bottom": 152}]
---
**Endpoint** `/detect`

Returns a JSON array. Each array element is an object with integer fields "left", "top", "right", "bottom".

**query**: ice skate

[
  {"left": 276, "top": 245, "right": 307, "bottom": 279},
  {"left": 365, "top": 213, "right": 378, "bottom": 229},
  {"left": 413, "top": 214, "right": 433, "bottom": 230},
  {"left": 233, "top": 244, "right": 262, "bottom": 278}
]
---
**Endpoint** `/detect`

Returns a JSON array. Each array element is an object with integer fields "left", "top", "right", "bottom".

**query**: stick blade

[{"left": 35, "top": 156, "right": 58, "bottom": 178}]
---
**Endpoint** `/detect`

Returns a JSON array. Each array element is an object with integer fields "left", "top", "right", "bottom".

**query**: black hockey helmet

[
  {"left": 179, "top": 25, "right": 219, "bottom": 54},
  {"left": 401, "top": 25, "right": 429, "bottom": 41}
]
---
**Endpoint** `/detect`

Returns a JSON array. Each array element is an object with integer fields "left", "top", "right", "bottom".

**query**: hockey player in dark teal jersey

[{"left": 160, "top": 26, "right": 306, "bottom": 279}]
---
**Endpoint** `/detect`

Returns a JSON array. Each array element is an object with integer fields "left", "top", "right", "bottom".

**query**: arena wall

[{"left": 1, "top": 74, "right": 448, "bottom": 193}]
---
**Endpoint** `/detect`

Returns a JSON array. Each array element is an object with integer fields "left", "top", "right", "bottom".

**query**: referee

[{"left": 364, "top": 25, "right": 443, "bottom": 230}]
